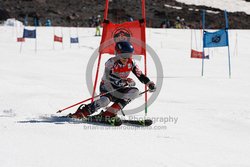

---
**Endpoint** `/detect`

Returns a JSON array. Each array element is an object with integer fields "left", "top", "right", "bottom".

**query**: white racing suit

[{"left": 90, "top": 57, "right": 151, "bottom": 115}]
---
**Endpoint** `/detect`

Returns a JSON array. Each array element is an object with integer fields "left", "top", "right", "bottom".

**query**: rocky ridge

[{"left": 0, "top": 0, "right": 250, "bottom": 29}]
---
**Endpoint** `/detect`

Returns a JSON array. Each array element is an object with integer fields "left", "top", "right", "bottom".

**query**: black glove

[{"left": 147, "top": 81, "right": 156, "bottom": 92}]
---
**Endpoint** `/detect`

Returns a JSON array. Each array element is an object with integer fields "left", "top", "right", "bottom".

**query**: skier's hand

[
  {"left": 114, "top": 79, "right": 127, "bottom": 87},
  {"left": 126, "top": 78, "right": 136, "bottom": 87},
  {"left": 147, "top": 81, "right": 156, "bottom": 92}
]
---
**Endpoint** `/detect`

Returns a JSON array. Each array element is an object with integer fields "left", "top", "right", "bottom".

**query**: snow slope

[
  {"left": 0, "top": 26, "right": 250, "bottom": 167},
  {"left": 176, "top": 0, "right": 250, "bottom": 14}
]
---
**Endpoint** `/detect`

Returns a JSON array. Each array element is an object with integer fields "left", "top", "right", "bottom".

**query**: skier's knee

[
  {"left": 130, "top": 88, "right": 140, "bottom": 100},
  {"left": 124, "top": 88, "right": 140, "bottom": 101},
  {"left": 98, "top": 96, "right": 110, "bottom": 107},
  {"left": 92, "top": 96, "right": 110, "bottom": 111}
]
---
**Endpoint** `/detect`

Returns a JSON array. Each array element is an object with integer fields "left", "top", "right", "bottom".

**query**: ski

[
  {"left": 62, "top": 113, "right": 123, "bottom": 126},
  {"left": 86, "top": 115, "right": 122, "bottom": 126},
  {"left": 84, "top": 118, "right": 153, "bottom": 127},
  {"left": 122, "top": 119, "right": 153, "bottom": 126},
  {"left": 60, "top": 115, "right": 152, "bottom": 127}
]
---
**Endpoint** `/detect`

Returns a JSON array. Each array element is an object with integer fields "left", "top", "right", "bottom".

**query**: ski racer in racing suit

[{"left": 69, "top": 41, "right": 156, "bottom": 119}]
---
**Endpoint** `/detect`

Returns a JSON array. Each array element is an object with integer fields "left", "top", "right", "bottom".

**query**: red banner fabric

[
  {"left": 17, "top": 37, "right": 25, "bottom": 42},
  {"left": 191, "top": 49, "right": 204, "bottom": 59},
  {"left": 54, "top": 35, "right": 63, "bottom": 42},
  {"left": 99, "top": 20, "right": 146, "bottom": 55}
]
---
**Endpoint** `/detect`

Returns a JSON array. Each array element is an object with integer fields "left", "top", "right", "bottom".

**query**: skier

[
  {"left": 95, "top": 15, "right": 101, "bottom": 36},
  {"left": 68, "top": 41, "right": 156, "bottom": 121}
]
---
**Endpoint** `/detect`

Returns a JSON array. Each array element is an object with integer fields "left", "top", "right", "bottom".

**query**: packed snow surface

[
  {"left": 0, "top": 25, "right": 250, "bottom": 167},
  {"left": 176, "top": 0, "right": 250, "bottom": 14}
]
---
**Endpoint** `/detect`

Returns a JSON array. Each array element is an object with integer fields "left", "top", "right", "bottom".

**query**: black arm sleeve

[{"left": 132, "top": 64, "right": 150, "bottom": 84}]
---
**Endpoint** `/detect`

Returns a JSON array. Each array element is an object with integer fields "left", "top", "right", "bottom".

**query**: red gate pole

[
  {"left": 141, "top": 0, "right": 148, "bottom": 116},
  {"left": 91, "top": 0, "right": 110, "bottom": 102},
  {"left": 104, "top": 0, "right": 109, "bottom": 20},
  {"left": 91, "top": 53, "right": 102, "bottom": 102}
]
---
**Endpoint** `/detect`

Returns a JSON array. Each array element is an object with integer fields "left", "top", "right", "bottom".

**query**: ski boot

[
  {"left": 88, "top": 110, "right": 122, "bottom": 126},
  {"left": 68, "top": 104, "right": 93, "bottom": 119}
]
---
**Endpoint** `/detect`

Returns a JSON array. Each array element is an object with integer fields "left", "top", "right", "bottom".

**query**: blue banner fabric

[
  {"left": 70, "top": 37, "right": 79, "bottom": 43},
  {"left": 203, "top": 29, "right": 228, "bottom": 48},
  {"left": 23, "top": 29, "right": 36, "bottom": 38}
]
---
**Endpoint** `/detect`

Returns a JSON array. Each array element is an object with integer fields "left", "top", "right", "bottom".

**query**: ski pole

[
  {"left": 57, "top": 88, "right": 150, "bottom": 113},
  {"left": 139, "top": 89, "right": 149, "bottom": 95},
  {"left": 57, "top": 88, "right": 121, "bottom": 113}
]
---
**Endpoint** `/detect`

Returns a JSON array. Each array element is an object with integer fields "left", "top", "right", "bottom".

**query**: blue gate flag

[
  {"left": 23, "top": 28, "right": 36, "bottom": 38},
  {"left": 201, "top": 10, "right": 231, "bottom": 78},
  {"left": 203, "top": 29, "right": 228, "bottom": 48},
  {"left": 70, "top": 37, "right": 79, "bottom": 43}
]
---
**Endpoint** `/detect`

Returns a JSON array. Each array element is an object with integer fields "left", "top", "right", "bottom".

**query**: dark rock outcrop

[{"left": 1, "top": 0, "right": 250, "bottom": 29}]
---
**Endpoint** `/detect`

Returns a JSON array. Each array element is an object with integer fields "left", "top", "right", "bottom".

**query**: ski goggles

[{"left": 116, "top": 53, "right": 132, "bottom": 59}]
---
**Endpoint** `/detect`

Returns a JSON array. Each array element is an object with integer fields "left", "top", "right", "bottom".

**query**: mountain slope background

[{"left": 1, "top": 0, "right": 250, "bottom": 28}]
